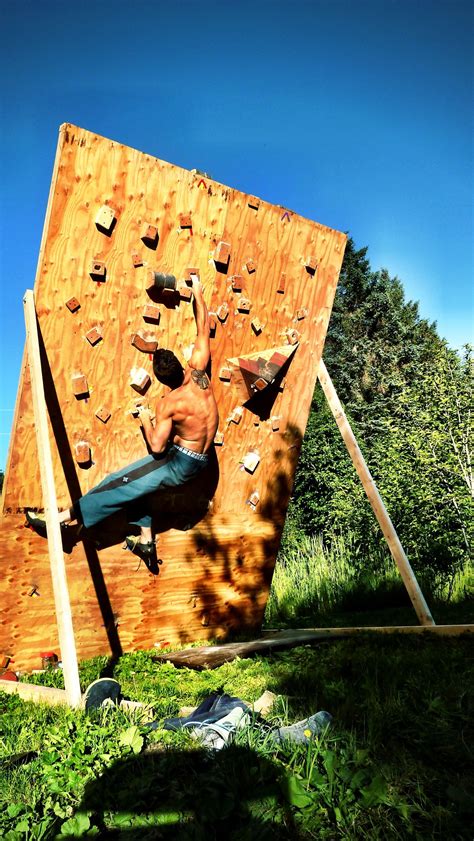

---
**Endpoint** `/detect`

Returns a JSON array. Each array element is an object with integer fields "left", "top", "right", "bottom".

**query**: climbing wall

[{"left": 0, "top": 124, "right": 346, "bottom": 670}]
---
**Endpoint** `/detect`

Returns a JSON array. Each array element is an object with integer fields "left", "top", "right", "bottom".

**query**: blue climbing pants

[{"left": 73, "top": 445, "right": 208, "bottom": 529}]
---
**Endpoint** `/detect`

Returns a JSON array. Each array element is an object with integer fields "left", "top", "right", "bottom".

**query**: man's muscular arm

[
  {"left": 137, "top": 404, "right": 173, "bottom": 454},
  {"left": 188, "top": 276, "right": 210, "bottom": 371}
]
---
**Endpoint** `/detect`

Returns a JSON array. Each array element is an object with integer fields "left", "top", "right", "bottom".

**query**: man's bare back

[{"left": 160, "top": 367, "right": 219, "bottom": 454}]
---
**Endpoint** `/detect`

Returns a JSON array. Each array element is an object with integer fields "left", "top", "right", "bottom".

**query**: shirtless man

[{"left": 27, "top": 277, "right": 219, "bottom": 572}]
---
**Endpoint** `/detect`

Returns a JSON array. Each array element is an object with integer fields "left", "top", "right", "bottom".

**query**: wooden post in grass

[
  {"left": 23, "top": 289, "right": 82, "bottom": 706},
  {"left": 318, "top": 359, "right": 435, "bottom": 627}
]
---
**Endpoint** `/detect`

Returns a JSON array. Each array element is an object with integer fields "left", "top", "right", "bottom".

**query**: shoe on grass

[
  {"left": 84, "top": 678, "right": 122, "bottom": 713},
  {"left": 125, "top": 536, "right": 160, "bottom": 575},
  {"left": 272, "top": 711, "right": 332, "bottom": 745}
]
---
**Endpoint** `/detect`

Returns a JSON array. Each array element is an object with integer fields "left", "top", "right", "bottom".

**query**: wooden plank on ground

[
  {"left": 0, "top": 679, "right": 68, "bottom": 705},
  {"left": 153, "top": 625, "right": 474, "bottom": 669}
]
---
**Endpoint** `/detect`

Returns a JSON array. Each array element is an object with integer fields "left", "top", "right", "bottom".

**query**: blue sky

[{"left": 0, "top": 0, "right": 472, "bottom": 470}]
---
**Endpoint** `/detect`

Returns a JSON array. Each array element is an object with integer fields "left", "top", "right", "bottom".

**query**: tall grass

[{"left": 265, "top": 527, "right": 473, "bottom": 628}]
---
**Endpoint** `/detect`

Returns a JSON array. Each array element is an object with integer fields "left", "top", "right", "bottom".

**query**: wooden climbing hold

[
  {"left": 131, "top": 252, "right": 143, "bottom": 268},
  {"left": 305, "top": 255, "right": 317, "bottom": 274},
  {"left": 214, "top": 241, "right": 231, "bottom": 265},
  {"left": 245, "top": 258, "right": 256, "bottom": 274},
  {"left": 216, "top": 302, "right": 229, "bottom": 322},
  {"left": 271, "top": 416, "right": 282, "bottom": 431},
  {"left": 209, "top": 316, "right": 217, "bottom": 336},
  {"left": 95, "top": 205, "right": 116, "bottom": 234},
  {"left": 95, "top": 407, "right": 111, "bottom": 424},
  {"left": 296, "top": 307, "right": 308, "bottom": 320},
  {"left": 75, "top": 441, "right": 91, "bottom": 465},
  {"left": 229, "top": 406, "right": 243, "bottom": 424},
  {"left": 231, "top": 275, "right": 243, "bottom": 292},
  {"left": 219, "top": 366, "right": 232, "bottom": 381},
  {"left": 131, "top": 331, "right": 158, "bottom": 353},
  {"left": 71, "top": 372, "right": 89, "bottom": 398},
  {"left": 248, "top": 196, "right": 260, "bottom": 210},
  {"left": 177, "top": 281, "right": 193, "bottom": 301},
  {"left": 184, "top": 267, "right": 200, "bottom": 282},
  {"left": 65, "top": 297, "right": 80, "bottom": 313},
  {"left": 143, "top": 304, "right": 161, "bottom": 324},
  {"left": 285, "top": 328, "right": 300, "bottom": 345},
  {"left": 85, "top": 326, "right": 102, "bottom": 346},
  {"left": 178, "top": 212, "right": 192, "bottom": 229},
  {"left": 251, "top": 318, "right": 263, "bottom": 334},
  {"left": 214, "top": 431, "right": 225, "bottom": 446},
  {"left": 252, "top": 377, "right": 268, "bottom": 392},
  {"left": 247, "top": 490, "right": 260, "bottom": 508},
  {"left": 277, "top": 273, "right": 286, "bottom": 294},
  {"left": 130, "top": 367, "right": 151, "bottom": 393},
  {"left": 89, "top": 260, "right": 106, "bottom": 281},
  {"left": 237, "top": 297, "right": 251, "bottom": 313},
  {"left": 141, "top": 223, "right": 159, "bottom": 249},
  {"left": 242, "top": 450, "right": 260, "bottom": 473}
]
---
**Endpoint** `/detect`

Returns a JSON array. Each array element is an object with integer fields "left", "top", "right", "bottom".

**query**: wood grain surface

[{"left": 0, "top": 125, "right": 346, "bottom": 670}]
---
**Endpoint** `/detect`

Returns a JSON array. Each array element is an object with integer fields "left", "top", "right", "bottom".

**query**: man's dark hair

[{"left": 153, "top": 349, "right": 184, "bottom": 389}]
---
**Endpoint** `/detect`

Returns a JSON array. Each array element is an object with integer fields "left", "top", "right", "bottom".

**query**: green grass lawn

[{"left": 1, "top": 535, "right": 472, "bottom": 839}]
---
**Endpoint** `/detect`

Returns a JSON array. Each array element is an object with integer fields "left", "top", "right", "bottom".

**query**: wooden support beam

[
  {"left": 0, "top": 679, "right": 69, "bottom": 706},
  {"left": 154, "top": 625, "right": 473, "bottom": 670},
  {"left": 317, "top": 358, "right": 435, "bottom": 627},
  {"left": 23, "top": 290, "right": 82, "bottom": 706}
]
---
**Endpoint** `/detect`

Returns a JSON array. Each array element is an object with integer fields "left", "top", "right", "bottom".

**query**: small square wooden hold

[
  {"left": 242, "top": 450, "right": 260, "bottom": 473},
  {"left": 95, "top": 407, "right": 111, "bottom": 424},
  {"left": 75, "top": 441, "right": 91, "bottom": 465},
  {"left": 251, "top": 318, "right": 262, "bottom": 334},
  {"left": 277, "top": 273, "right": 286, "bottom": 294},
  {"left": 252, "top": 377, "right": 268, "bottom": 392},
  {"left": 184, "top": 267, "right": 200, "bottom": 282},
  {"left": 230, "top": 406, "right": 243, "bottom": 424},
  {"left": 65, "top": 297, "right": 80, "bottom": 313},
  {"left": 271, "top": 415, "right": 282, "bottom": 431},
  {"left": 217, "top": 302, "right": 229, "bottom": 322},
  {"left": 209, "top": 316, "right": 217, "bottom": 336},
  {"left": 237, "top": 297, "right": 251, "bottom": 313},
  {"left": 296, "top": 307, "right": 308, "bottom": 320},
  {"left": 245, "top": 258, "right": 257, "bottom": 274},
  {"left": 286, "top": 328, "right": 300, "bottom": 345},
  {"left": 131, "top": 331, "right": 158, "bottom": 353},
  {"left": 177, "top": 281, "right": 193, "bottom": 301},
  {"left": 130, "top": 367, "right": 151, "bottom": 393},
  {"left": 305, "top": 255, "right": 318, "bottom": 273},
  {"left": 179, "top": 212, "right": 192, "bottom": 229},
  {"left": 85, "top": 326, "right": 102, "bottom": 346},
  {"left": 219, "top": 366, "right": 232, "bottom": 381},
  {"left": 143, "top": 304, "right": 161, "bottom": 324},
  {"left": 95, "top": 205, "right": 116, "bottom": 233},
  {"left": 231, "top": 275, "right": 243, "bottom": 292},
  {"left": 141, "top": 223, "right": 159, "bottom": 248},
  {"left": 72, "top": 373, "right": 89, "bottom": 397},
  {"left": 248, "top": 196, "right": 260, "bottom": 210},
  {"left": 247, "top": 490, "right": 260, "bottom": 508},
  {"left": 214, "top": 431, "right": 225, "bottom": 446},
  {"left": 90, "top": 260, "right": 106, "bottom": 281},
  {"left": 214, "top": 241, "right": 231, "bottom": 265},
  {"left": 132, "top": 252, "right": 143, "bottom": 268}
]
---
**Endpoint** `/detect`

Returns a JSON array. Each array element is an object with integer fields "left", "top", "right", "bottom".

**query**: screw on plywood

[
  {"left": 132, "top": 331, "right": 158, "bottom": 353},
  {"left": 65, "top": 297, "right": 80, "bottom": 313},
  {"left": 130, "top": 367, "right": 151, "bottom": 394},
  {"left": 95, "top": 205, "right": 116, "bottom": 235},
  {"left": 89, "top": 260, "right": 106, "bottom": 281},
  {"left": 143, "top": 304, "right": 161, "bottom": 324},
  {"left": 95, "top": 407, "right": 111, "bottom": 423},
  {"left": 141, "top": 223, "right": 159, "bottom": 249},
  {"left": 231, "top": 275, "right": 243, "bottom": 292},
  {"left": 85, "top": 326, "right": 102, "bottom": 346},
  {"left": 72, "top": 372, "right": 89, "bottom": 398}
]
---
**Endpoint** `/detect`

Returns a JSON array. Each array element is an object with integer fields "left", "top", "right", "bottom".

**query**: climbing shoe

[
  {"left": 84, "top": 678, "right": 122, "bottom": 713},
  {"left": 125, "top": 536, "right": 160, "bottom": 575},
  {"left": 25, "top": 510, "right": 71, "bottom": 537}
]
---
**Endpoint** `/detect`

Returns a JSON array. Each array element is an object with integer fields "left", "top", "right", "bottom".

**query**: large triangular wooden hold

[{"left": 227, "top": 344, "right": 298, "bottom": 400}]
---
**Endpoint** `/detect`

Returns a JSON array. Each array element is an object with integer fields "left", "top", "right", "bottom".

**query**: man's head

[{"left": 153, "top": 348, "right": 184, "bottom": 389}]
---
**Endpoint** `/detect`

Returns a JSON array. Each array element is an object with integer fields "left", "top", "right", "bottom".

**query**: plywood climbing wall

[{"left": 0, "top": 125, "right": 346, "bottom": 670}]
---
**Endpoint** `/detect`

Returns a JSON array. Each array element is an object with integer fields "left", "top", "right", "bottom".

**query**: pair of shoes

[
  {"left": 83, "top": 678, "right": 121, "bottom": 713},
  {"left": 125, "top": 536, "right": 160, "bottom": 575},
  {"left": 25, "top": 510, "right": 70, "bottom": 537}
]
